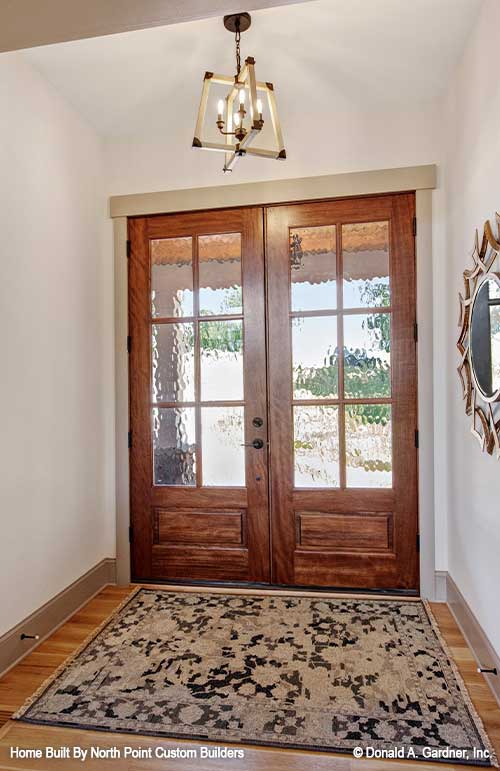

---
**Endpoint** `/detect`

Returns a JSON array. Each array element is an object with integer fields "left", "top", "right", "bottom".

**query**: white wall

[
  {"left": 0, "top": 53, "right": 115, "bottom": 635},
  {"left": 106, "top": 106, "right": 439, "bottom": 196},
  {"left": 438, "top": 0, "right": 500, "bottom": 654}
]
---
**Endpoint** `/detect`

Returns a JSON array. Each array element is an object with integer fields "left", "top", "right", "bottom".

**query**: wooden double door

[{"left": 128, "top": 193, "right": 419, "bottom": 592}]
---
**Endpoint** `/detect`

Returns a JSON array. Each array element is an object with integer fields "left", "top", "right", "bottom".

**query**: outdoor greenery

[{"left": 199, "top": 319, "right": 243, "bottom": 354}]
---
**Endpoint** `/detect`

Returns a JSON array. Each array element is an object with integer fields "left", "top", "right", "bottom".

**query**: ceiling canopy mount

[{"left": 223, "top": 12, "right": 251, "bottom": 34}]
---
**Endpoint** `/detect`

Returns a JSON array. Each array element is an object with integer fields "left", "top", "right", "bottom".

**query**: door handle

[{"left": 241, "top": 438, "right": 264, "bottom": 449}]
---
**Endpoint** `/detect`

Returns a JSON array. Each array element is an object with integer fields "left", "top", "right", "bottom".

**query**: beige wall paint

[
  {"left": 437, "top": 0, "right": 500, "bottom": 657},
  {"left": 0, "top": 53, "right": 115, "bottom": 635},
  {"left": 106, "top": 108, "right": 440, "bottom": 198}
]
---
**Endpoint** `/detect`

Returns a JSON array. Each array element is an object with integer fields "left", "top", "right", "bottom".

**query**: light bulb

[
  {"left": 217, "top": 99, "right": 224, "bottom": 117},
  {"left": 234, "top": 113, "right": 241, "bottom": 127},
  {"left": 257, "top": 99, "right": 263, "bottom": 115},
  {"left": 239, "top": 89, "right": 245, "bottom": 105}
]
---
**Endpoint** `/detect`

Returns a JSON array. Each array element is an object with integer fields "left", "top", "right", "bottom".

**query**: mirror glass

[{"left": 470, "top": 276, "right": 500, "bottom": 398}]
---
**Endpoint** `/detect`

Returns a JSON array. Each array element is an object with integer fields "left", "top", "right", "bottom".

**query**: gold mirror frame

[{"left": 457, "top": 214, "right": 500, "bottom": 458}]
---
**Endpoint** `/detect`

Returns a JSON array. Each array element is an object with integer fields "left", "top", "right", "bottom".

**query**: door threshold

[{"left": 132, "top": 577, "right": 420, "bottom": 599}]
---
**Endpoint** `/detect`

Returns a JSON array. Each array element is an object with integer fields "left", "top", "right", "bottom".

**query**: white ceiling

[{"left": 21, "top": 0, "right": 482, "bottom": 139}]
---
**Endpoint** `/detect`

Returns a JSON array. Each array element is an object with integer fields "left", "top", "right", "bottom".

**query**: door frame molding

[{"left": 111, "top": 164, "right": 437, "bottom": 596}]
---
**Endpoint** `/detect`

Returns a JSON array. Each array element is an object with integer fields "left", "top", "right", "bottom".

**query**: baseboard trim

[
  {"left": 0, "top": 558, "right": 116, "bottom": 678},
  {"left": 446, "top": 573, "right": 500, "bottom": 707},
  {"left": 434, "top": 570, "right": 448, "bottom": 602}
]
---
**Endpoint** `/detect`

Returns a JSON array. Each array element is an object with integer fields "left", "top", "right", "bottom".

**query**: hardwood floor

[{"left": 0, "top": 585, "right": 499, "bottom": 770}]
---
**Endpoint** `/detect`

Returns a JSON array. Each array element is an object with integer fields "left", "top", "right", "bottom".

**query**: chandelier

[{"left": 192, "top": 12, "right": 286, "bottom": 173}]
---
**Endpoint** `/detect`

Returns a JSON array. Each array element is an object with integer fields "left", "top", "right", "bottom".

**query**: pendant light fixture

[{"left": 192, "top": 12, "right": 286, "bottom": 172}]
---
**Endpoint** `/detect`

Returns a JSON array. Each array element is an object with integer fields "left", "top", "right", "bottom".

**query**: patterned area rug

[{"left": 15, "top": 588, "right": 497, "bottom": 765}]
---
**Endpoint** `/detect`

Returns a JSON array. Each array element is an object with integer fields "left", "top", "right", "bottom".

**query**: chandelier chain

[{"left": 235, "top": 22, "right": 241, "bottom": 76}]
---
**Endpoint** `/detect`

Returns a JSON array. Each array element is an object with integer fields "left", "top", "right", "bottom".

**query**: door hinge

[
  {"left": 416, "top": 533, "right": 420, "bottom": 553},
  {"left": 128, "top": 430, "right": 132, "bottom": 449},
  {"left": 126, "top": 239, "right": 131, "bottom": 259},
  {"left": 415, "top": 429, "right": 419, "bottom": 449},
  {"left": 129, "top": 525, "right": 134, "bottom": 543},
  {"left": 127, "top": 335, "right": 132, "bottom": 354},
  {"left": 413, "top": 216, "right": 417, "bottom": 237},
  {"left": 414, "top": 321, "right": 418, "bottom": 343}
]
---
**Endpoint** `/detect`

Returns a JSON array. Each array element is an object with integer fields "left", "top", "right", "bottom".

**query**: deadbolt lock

[{"left": 241, "top": 438, "right": 264, "bottom": 449}]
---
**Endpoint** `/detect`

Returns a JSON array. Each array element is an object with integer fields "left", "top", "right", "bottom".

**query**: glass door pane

[
  {"left": 289, "top": 224, "right": 339, "bottom": 490},
  {"left": 153, "top": 407, "right": 196, "bottom": 486},
  {"left": 290, "top": 225, "right": 336, "bottom": 311},
  {"left": 151, "top": 237, "right": 194, "bottom": 317},
  {"left": 199, "top": 233, "right": 242, "bottom": 315},
  {"left": 294, "top": 405, "right": 340, "bottom": 487},
  {"left": 150, "top": 231, "right": 246, "bottom": 488},
  {"left": 343, "top": 314, "right": 391, "bottom": 399},
  {"left": 342, "top": 221, "right": 392, "bottom": 488},
  {"left": 292, "top": 316, "right": 338, "bottom": 399},
  {"left": 342, "top": 222, "right": 390, "bottom": 308},
  {"left": 345, "top": 404, "right": 392, "bottom": 488}
]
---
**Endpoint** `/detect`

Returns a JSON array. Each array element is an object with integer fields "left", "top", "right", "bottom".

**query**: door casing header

[{"left": 110, "top": 165, "right": 436, "bottom": 219}]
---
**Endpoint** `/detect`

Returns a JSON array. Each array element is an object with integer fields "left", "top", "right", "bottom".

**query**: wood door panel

[
  {"left": 297, "top": 511, "right": 393, "bottom": 553},
  {"left": 151, "top": 546, "right": 249, "bottom": 581},
  {"left": 154, "top": 509, "right": 246, "bottom": 546},
  {"left": 266, "top": 193, "right": 419, "bottom": 591},
  {"left": 293, "top": 552, "right": 399, "bottom": 590}
]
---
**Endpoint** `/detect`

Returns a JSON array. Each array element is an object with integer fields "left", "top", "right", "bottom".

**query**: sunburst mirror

[{"left": 457, "top": 214, "right": 500, "bottom": 457}]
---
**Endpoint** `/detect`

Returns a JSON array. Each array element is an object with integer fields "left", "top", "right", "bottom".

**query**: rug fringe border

[
  {"left": 12, "top": 586, "right": 142, "bottom": 720},
  {"left": 422, "top": 599, "right": 498, "bottom": 767}
]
